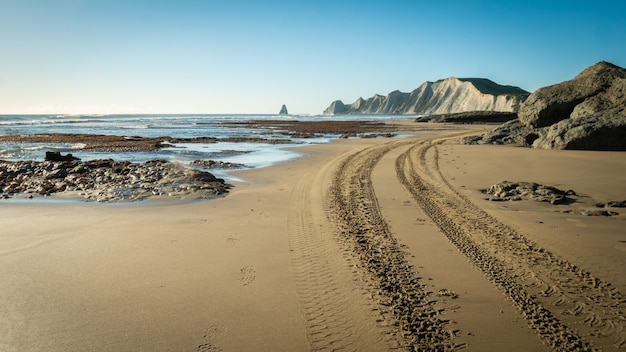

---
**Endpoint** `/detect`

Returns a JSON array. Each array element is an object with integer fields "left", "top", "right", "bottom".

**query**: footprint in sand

[
  {"left": 240, "top": 266, "right": 256, "bottom": 286},
  {"left": 196, "top": 324, "right": 227, "bottom": 352},
  {"left": 197, "top": 343, "right": 222, "bottom": 352},
  {"left": 226, "top": 235, "right": 240, "bottom": 244}
]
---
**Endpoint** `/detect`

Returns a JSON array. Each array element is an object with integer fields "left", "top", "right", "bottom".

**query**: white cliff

[{"left": 324, "top": 77, "right": 529, "bottom": 115}]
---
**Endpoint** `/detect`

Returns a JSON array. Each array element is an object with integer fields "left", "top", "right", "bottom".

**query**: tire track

[
  {"left": 325, "top": 139, "right": 464, "bottom": 351},
  {"left": 395, "top": 138, "right": 626, "bottom": 351},
  {"left": 287, "top": 149, "right": 402, "bottom": 351}
]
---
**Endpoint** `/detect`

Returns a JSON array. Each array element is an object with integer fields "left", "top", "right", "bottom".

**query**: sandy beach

[{"left": 1, "top": 122, "right": 625, "bottom": 351}]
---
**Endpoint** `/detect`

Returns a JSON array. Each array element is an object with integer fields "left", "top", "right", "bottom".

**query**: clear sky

[{"left": 1, "top": 0, "right": 625, "bottom": 114}]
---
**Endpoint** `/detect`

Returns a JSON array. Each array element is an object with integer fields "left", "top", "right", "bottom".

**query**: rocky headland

[
  {"left": 463, "top": 61, "right": 626, "bottom": 150},
  {"left": 324, "top": 77, "right": 529, "bottom": 115}
]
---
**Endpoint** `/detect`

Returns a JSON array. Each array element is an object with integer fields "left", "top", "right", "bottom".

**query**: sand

[{"left": 0, "top": 123, "right": 624, "bottom": 351}]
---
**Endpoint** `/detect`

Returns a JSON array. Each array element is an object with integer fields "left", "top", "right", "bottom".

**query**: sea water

[{"left": 0, "top": 114, "right": 412, "bottom": 178}]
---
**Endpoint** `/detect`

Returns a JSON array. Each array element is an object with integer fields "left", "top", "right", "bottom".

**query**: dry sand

[{"left": 0, "top": 123, "right": 624, "bottom": 351}]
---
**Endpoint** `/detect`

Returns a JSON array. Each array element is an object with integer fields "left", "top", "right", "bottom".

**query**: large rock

[
  {"left": 464, "top": 61, "right": 626, "bottom": 150},
  {"left": 532, "top": 114, "right": 626, "bottom": 150},
  {"left": 462, "top": 119, "right": 537, "bottom": 146},
  {"left": 324, "top": 77, "right": 529, "bottom": 115},
  {"left": 519, "top": 61, "right": 626, "bottom": 128}
]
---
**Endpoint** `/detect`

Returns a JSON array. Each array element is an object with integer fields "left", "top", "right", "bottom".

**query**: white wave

[{"left": 117, "top": 124, "right": 149, "bottom": 129}]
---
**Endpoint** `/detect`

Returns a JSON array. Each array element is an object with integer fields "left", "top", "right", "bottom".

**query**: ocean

[{"left": 0, "top": 114, "right": 411, "bottom": 179}]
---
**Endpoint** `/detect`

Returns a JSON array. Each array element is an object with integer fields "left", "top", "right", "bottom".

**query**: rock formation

[
  {"left": 485, "top": 181, "right": 576, "bottom": 204},
  {"left": 324, "top": 77, "right": 529, "bottom": 115},
  {"left": 464, "top": 61, "right": 626, "bottom": 150},
  {"left": 414, "top": 111, "right": 518, "bottom": 124},
  {"left": 279, "top": 104, "right": 288, "bottom": 115},
  {"left": 45, "top": 151, "right": 80, "bottom": 161},
  {"left": 0, "top": 159, "right": 229, "bottom": 202}
]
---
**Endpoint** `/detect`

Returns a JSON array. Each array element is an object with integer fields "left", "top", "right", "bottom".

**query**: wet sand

[{"left": 0, "top": 123, "right": 624, "bottom": 351}]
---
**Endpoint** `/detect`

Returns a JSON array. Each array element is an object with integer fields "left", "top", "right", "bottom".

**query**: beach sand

[{"left": 0, "top": 123, "right": 624, "bottom": 351}]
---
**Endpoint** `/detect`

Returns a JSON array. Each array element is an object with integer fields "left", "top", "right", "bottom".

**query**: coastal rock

[
  {"left": 0, "top": 159, "right": 229, "bottom": 202},
  {"left": 464, "top": 61, "right": 626, "bottom": 150},
  {"left": 45, "top": 151, "right": 80, "bottom": 161},
  {"left": 416, "top": 111, "right": 518, "bottom": 124},
  {"left": 191, "top": 159, "right": 247, "bottom": 169},
  {"left": 532, "top": 114, "right": 626, "bottom": 150},
  {"left": 324, "top": 77, "right": 529, "bottom": 115},
  {"left": 461, "top": 119, "right": 537, "bottom": 145},
  {"left": 279, "top": 104, "right": 288, "bottom": 115},
  {"left": 519, "top": 61, "right": 626, "bottom": 128},
  {"left": 486, "top": 181, "right": 575, "bottom": 205}
]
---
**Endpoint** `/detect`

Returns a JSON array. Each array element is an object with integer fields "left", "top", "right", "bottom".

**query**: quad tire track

[
  {"left": 290, "top": 133, "right": 625, "bottom": 351},
  {"left": 395, "top": 137, "right": 625, "bottom": 351},
  {"left": 326, "top": 139, "right": 460, "bottom": 351},
  {"left": 288, "top": 149, "right": 402, "bottom": 351}
]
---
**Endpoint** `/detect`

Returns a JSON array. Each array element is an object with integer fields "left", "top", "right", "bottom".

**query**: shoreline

[{"left": 0, "top": 123, "right": 624, "bottom": 351}]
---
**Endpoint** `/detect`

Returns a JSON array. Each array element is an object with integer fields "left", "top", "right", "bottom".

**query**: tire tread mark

[
  {"left": 326, "top": 139, "right": 460, "bottom": 351},
  {"left": 396, "top": 139, "right": 626, "bottom": 351}
]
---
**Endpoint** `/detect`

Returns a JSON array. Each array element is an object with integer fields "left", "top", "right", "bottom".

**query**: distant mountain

[{"left": 324, "top": 77, "right": 529, "bottom": 115}]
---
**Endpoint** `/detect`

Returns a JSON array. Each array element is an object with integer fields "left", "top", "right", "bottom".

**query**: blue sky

[{"left": 0, "top": 0, "right": 624, "bottom": 114}]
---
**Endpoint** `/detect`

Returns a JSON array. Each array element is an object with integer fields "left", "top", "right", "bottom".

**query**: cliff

[{"left": 324, "top": 77, "right": 529, "bottom": 115}]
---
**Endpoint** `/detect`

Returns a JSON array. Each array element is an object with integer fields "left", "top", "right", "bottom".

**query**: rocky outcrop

[
  {"left": 485, "top": 181, "right": 576, "bottom": 204},
  {"left": 191, "top": 159, "right": 247, "bottom": 169},
  {"left": 519, "top": 61, "right": 626, "bottom": 128},
  {"left": 0, "top": 159, "right": 229, "bottom": 202},
  {"left": 415, "top": 111, "right": 518, "bottom": 124},
  {"left": 279, "top": 104, "right": 288, "bottom": 115},
  {"left": 464, "top": 61, "right": 626, "bottom": 150},
  {"left": 45, "top": 151, "right": 80, "bottom": 161},
  {"left": 324, "top": 77, "right": 529, "bottom": 115}
]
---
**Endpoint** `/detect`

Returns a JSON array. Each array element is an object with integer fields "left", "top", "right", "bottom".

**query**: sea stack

[{"left": 279, "top": 104, "right": 288, "bottom": 115}]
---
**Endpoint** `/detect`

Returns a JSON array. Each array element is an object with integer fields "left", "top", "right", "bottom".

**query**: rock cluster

[
  {"left": 191, "top": 159, "right": 247, "bottom": 169},
  {"left": 464, "top": 61, "right": 626, "bottom": 150},
  {"left": 485, "top": 181, "right": 576, "bottom": 204},
  {"left": 0, "top": 157, "right": 229, "bottom": 202},
  {"left": 415, "top": 111, "right": 518, "bottom": 123},
  {"left": 485, "top": 181, "right": 624, "bottom": 216}
]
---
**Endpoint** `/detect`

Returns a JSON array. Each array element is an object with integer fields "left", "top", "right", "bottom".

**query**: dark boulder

[
  {"left": 45, "top": 151, "right": 80, "bottom": 161},
  {"left": 519, "top": 61, "right": 626, "bottom": 128},
  {"left": 464, "top": 61, "right": 626, "bottom": 150}
]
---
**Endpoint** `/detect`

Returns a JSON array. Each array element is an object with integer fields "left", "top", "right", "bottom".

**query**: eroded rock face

[{"left": 464, "top": 61, "right": 626, "bottom": 150}]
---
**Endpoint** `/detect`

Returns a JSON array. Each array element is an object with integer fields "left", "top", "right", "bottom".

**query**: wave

[
  {"left": 0, "top": 142, "right": 86, "bottom": 153},
  {"left": 0, "top": 119, "right": 107, "bottom": 126},
  {"left": 116, "top": 124, "right": 149, "bottom": 129}
]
